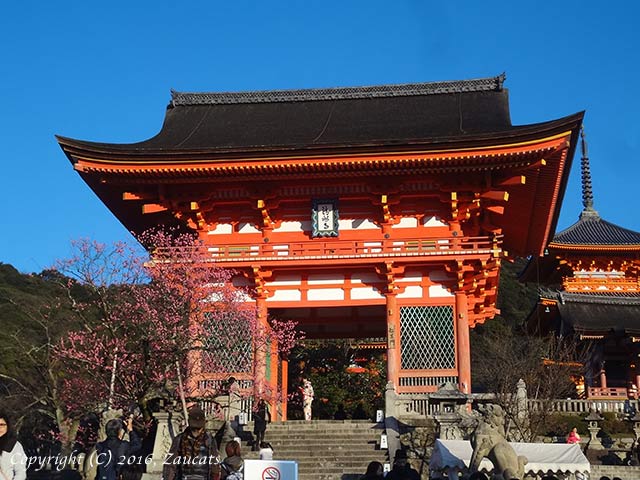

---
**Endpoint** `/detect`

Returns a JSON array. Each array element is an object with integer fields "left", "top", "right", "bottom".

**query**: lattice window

[
  {"left": 400, "top": 306, "right": 455, "bottom": 370},
  {"left": 201, "top": 312, "right": 253, "bottom": 373}
]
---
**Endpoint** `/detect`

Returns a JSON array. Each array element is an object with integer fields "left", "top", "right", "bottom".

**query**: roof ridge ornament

[
  {"left": 579, "top": 126, "right": 600, "bottom": 221},
  {"left": 169, "top": 74, "right": 507, "bottom": 106}
]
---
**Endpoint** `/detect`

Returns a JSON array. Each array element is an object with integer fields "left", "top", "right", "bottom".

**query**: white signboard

[{"left": 244, "top": 459, "right": 298, "bottom": 480}]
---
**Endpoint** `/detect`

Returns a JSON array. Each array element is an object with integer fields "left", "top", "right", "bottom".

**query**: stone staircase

[{"left": 237, "top": 420, "right": 389, "bottom": 480}]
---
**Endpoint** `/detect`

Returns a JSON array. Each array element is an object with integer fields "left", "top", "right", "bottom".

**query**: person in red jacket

[{"left": 566, "top": 427, "right": 581, "bottom": 444}]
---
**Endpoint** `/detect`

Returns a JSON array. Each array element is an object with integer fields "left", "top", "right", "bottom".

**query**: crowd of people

[{"left": 4, "top": 393, "right": 640, "bottom": 480}]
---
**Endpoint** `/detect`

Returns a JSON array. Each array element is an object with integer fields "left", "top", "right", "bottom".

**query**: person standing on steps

[
  {"left": 226, "top": 377, "right": 242, "bottom": 428},
  {"left": 163, "top": 405, "right": 221, "bottom": 480},
  {"left": 300, "top": 378, "right": 314, "bottom": 421},
  {"left": 252, "top": 399, "right": 270, "bottom": 451}
]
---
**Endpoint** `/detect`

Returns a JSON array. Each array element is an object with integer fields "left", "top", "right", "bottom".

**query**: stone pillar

[
  {"left": 516, "top": 379, "right": 528, "bottom": 422},
  {"left": 455, "top": 292, "right": 471, "bottom": 394},
  {"left": 144, "top": 411, "right": 183, "bottom": 479},
  {"left": 384, "top": 382, "right": 401, "bottom": 464},
  {"left": 386, "top": 293, "right": 400, "bottom": 389}
]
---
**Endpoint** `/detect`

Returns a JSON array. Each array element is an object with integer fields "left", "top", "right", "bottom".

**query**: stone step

[
  {"left": 234, "top": 420, "right": 389, "bottom": 477},
  {"left": 258, "top": 435, "right": 382, "bottom": 443}
]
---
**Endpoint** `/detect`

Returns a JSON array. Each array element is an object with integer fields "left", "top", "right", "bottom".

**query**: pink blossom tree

[{"left": 53, "top": 229, "right": 300, "bottom": 434}]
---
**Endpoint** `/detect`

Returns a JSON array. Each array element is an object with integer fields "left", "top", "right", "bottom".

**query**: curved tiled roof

[
  {"left": 551, "top": 211, "right": 640, "bottom": 246},
  {"left": 58, "top": 76, "right": 516, "bottom": 154},
  {"left": 535, "top": 289, "right": 640, "bottom": 335}
]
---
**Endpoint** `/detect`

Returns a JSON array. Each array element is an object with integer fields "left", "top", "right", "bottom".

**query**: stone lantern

[
  {"left": 430, "top": 382, "right": 469, "bottom": 440},
  {"left": 585, "top": 409, "right": 604, "bottom": 449}
]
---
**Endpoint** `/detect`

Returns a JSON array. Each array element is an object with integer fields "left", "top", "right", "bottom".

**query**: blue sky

[{"left": 1, "top": 1, "right": 638, "bottom": 273}]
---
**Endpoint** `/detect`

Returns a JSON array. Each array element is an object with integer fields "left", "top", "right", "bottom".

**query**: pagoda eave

[{"left": 548, "top": 243, "right": 640, "bottom": 253}]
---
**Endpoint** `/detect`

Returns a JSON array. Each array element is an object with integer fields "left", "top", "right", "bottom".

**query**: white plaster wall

[
  {"left": 423, "top": 216, "right": 448, "bottom": 227},
  {"left": 392, "top": 217, "right": 418, "bottom": 228},
  {"left": 308, "top": 274, "right": 345, "bottom": 285},
  {"left": 398, "top": 285, "right": 423, "bottom": 298},
  {"left": 267, "top": 274, "right": 302, "bottom": 286},
  {"left": 351, "top": 272, "right": 381, "bottom": 284},
  {"left": 207, "top": 223, "right": 233, "bottom": 234},
  {"left": 350, "top": 287, "right": 384, "bottom": 300},
  {"left": 429, "top": 285, "right": 454, "bottom": 297},
  {"left": 397, "top": 271, "right": 422, "bottom": 283},
  {"left": 307, "top": 288, "right": 345, "bottom": 301},
  {"left": 268, "top": 290, "right": 302, "bottom": 302},
  {"left": 339, "top": 218, "right": 378, "bottom": 230},
  {"left": 273, "top": 221, "right": 304, "bottom": 232},
  {"left": 238, "top": 222, "right": 261, "bottom": 234}
]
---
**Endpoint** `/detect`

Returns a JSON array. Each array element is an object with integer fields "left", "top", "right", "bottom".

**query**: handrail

[{"left": 204, "top": 235, "right": 502, "bottom": 263}]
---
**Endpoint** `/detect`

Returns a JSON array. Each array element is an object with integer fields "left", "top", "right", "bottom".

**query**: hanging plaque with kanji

[{"left": 311, "top": 198, "right": 339, "bottom": 237}]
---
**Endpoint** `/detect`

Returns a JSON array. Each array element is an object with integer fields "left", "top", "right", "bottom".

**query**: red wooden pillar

[
  {"left": 386, "top": 293, "right": 400, "bottom": 389},
  {"left": 600, "top": 368, "right": 608, "bottom": 390},
  {"left": 269, "top": 338, "right": 278, "bottom": 415},
  {"left": 455, "top": 292, "right": 471, "bottom": 394},
  {"left": 281, "top": 357, "right": 289, "bottom": 421},
  {"left": 255, "top": 296, "right": 268, "bottom": 397}
]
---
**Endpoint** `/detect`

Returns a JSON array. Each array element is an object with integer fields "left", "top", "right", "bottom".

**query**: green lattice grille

[
  {"left": 202, "top": 313, "right": 253, "bottom": 373},
  {"left": 400, "top": 306, "right": 455, "bottom": 370}
]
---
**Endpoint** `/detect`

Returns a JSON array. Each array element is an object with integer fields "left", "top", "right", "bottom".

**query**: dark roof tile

[
  {"left": 543, "top": 290, "right": 640, "bottom": 334},
  {"left": 552, "top": 211, "right": 640, "bottom": 246}
]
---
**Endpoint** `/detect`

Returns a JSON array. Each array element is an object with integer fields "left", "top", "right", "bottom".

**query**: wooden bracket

[
  {"left": 381, "top": 194, "right": 392, "bottom": 224},
  {"left": 375, "top": 261, "right": 405, "bottom": 294}
]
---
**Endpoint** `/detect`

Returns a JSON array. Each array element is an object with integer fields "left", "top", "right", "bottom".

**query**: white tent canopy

[{"left": 430, "top": 439, "right": 590, "bottom": 478}]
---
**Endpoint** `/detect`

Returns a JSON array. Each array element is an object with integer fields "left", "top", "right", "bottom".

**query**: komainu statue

[{"left": 469, "top": 404, "right": 527, "bottom": 480}]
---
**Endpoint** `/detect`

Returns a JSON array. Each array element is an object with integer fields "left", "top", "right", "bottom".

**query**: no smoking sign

[
  {"left": 245, "top": 459, "right": 296, "bottom": 479},
  {"left": 262, "top": 466, "right": 281, "bottom": 480}
]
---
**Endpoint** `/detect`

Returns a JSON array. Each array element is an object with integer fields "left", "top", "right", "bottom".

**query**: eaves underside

[
  {"left": 59, "top": 128, "right": 573, "bottom": 163},
  {"left": 69, "top": 133, "right": 570, "bottom": 178}
]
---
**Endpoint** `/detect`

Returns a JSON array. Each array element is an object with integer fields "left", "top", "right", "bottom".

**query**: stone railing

[
  {"left": 527, "top": 398, "right": 639, "bottom": 414},
  {"left": 392, "top": 392, "right": 639, "bottom": 419},
  {"left": 395, "top": 393, "right": 434, "bottom": 418}
]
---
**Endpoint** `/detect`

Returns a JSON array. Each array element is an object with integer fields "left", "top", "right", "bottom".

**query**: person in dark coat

[
  {"left": 252, "top": 400, "right": 270, "bottom": 451},
  {"left": 95, "top": 416, "right": 142, "bottom": 480},
  {"left": 385, "top": 449, "right": 419, "bottom": 480},
  {"left": 163, "top": 406, "right": 221, "bottom": 480},
  {"left": 360, "top": 461, "right": 383, "bottom": 479}
]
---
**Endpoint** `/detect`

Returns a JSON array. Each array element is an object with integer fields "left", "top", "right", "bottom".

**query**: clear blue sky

[{"left": 1, "top": 1, "right": 638, "bottom": 273}]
